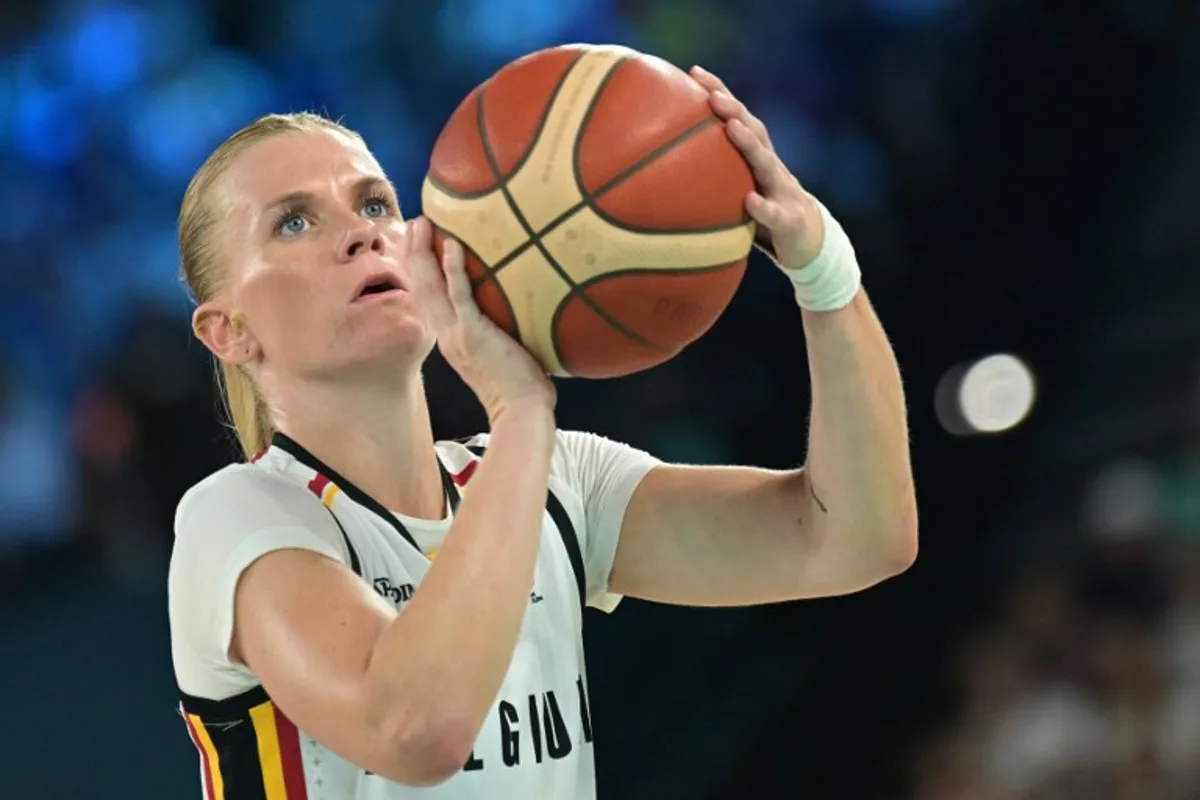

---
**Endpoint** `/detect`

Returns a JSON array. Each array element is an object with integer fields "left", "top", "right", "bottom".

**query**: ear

[{"left": 193, "top": 302, "right": 260, "bottom": 366}]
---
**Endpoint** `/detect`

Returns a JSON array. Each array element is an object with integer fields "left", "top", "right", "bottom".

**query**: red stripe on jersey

[
  {"left": 182, "top": 710, "right": 216, "bottom": 800},
  {"left": 306, "top": 473, "right": 331, "bottom": 500},
  {"left": 250, "top": 449, "right": 267, "bottom": 463},
  {"left": 273, "top": 706, "right": 309, "bottom": 798},
  {"left": 451, "top": 459, "right": 478, "bottom": 486}
]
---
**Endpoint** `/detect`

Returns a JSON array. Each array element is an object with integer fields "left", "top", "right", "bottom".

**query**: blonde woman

[{"left": 168, "top": 66, "right": 917, "bottom": 800}]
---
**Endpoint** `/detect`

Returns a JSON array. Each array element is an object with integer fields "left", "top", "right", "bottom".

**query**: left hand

[{"left": 690, "top": 65, "right": 825, "bottom": 271}]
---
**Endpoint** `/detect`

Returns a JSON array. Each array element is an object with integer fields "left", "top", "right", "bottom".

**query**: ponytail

[
  {"left": 219, "top": 362, "right": 273, "bottom": 460},
  {"left": 179, "top": 112, "right": 363, "bottom": 462}
]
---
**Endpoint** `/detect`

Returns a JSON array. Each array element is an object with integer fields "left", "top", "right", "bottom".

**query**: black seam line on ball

[
  {"left": 547, "top": 258, "right": 746, "bottom": 374},
  {"left": 472, "top": 113, "right": 727, "bottom": 289},
  {"left": 426, "top": 49, "right": 585, "bottom": 202},
  {"left": 460, "top": 234, "right": 521, "bottom": 342},
  {"left": 477, "top": 80, "right": 671, "bottom": 356}
]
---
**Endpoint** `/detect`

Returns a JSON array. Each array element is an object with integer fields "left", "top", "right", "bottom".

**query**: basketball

[{"left": 421, "top": 44, "right": 756, "bottom": 379}]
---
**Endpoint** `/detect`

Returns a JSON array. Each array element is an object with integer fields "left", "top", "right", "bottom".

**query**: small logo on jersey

[
  {"left": 373, "top": 577, "right": 414, "bottom": 606},
  {"left": 530, "top": 591, "right": 544, "bottom": 604},
  {"left": 201, "top": 719, "right": 243, "bottom": 732}
]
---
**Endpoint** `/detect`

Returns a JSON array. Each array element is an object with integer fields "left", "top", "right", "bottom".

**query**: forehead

[{"left": 221, "top": 128, "right": 385, "bottom": 209}]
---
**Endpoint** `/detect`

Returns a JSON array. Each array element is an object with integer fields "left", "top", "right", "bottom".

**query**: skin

[{"left": 184, "top": 63, "right": 917, "bottom": 786}]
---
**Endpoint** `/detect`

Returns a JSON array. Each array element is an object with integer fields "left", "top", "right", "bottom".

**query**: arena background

[{"left": 2, "top": 0, "right": 1199, "bottom": 797}]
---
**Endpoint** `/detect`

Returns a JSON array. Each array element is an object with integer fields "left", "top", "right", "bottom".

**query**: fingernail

[{"left": 693, "top": 65, "right": 710, "bottom": 76}]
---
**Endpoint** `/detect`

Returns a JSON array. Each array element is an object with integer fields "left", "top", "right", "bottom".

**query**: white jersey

[{"left": 168, "top": 429, "right": 659, "bottom": 800}]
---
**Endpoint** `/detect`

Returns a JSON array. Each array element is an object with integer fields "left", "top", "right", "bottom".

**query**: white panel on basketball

[
  {"left": 539, "top": 208, "right": 754, "bottom": 285},
  {"left": 503, "top": 48, "right": 627, "bottom": 232},
  {"left": 493, "top": 247, "right": 572, "bottom": 375},
  {"left": 418, "top": 181, "right": 527, "bottom": 265}
]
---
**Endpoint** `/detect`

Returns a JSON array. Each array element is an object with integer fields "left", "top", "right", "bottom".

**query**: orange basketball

[{"left": 421, "top": 44, "right": 755, "bottom": 379}]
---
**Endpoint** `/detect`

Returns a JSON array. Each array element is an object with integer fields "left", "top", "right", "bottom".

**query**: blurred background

[{"left": 2, "top": 0, "right": 1200, "bottom": 797}]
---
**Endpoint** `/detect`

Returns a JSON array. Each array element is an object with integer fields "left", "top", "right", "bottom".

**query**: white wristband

[{"left": 778, "top": 199, "right": 862, "bottom": 312}]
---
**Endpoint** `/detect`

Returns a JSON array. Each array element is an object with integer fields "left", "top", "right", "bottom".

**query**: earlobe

[{"left": 193, "top": 303, "right": 259, "bottom": 366}]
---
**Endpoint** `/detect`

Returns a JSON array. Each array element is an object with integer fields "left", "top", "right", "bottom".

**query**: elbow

[
  {"left": 394, "top": 723, "right": 477, "bottom": 787},
  {"left": 370, "top": 700, "right": 480, "bottom": 786},
  {"left": 883, "top": 521, "right": 918, "bottom": 576},
  {"left": 877, "top": 500, "right": 919, "bottom": 578}
]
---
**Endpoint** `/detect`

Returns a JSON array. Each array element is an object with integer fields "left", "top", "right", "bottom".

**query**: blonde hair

[{"left": 179, "top": 111, "right": 363, "bottom": 460}]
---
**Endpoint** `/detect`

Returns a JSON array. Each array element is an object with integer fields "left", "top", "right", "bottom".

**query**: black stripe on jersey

[
  {"left": 545, "top": 490, "right": 585, "bottom": 610},
  {"left": 272, "top": 432, "right": 460, "bottom": 556},
  {"left": 440, "top": 451, "right": 462, "bottom": 512},
  {"left": 206, "top": 711, "right": 270, "bottom": 800},
  {"left": 180, "top": 687, "right": 271, "bottom": 800},
  {"left": 464, "top": 444, "right": 586, "bottom": 610},
  {"left": 323, "top": 506, "right": 362, "bottom": 576},
  {"left": 180, "top": 685, "right": 269, "bottom": 719}
]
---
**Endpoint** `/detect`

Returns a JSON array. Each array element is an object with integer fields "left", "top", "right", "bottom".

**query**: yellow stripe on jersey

[
  {"left": 187, "top": 713, "right": 225, "bottom": 800},
  {"left": 249, "top": 702, "right": 288, "bottom": 800},
  {"left": 322, "top": 484, "right": 340, "bottom": 508}
]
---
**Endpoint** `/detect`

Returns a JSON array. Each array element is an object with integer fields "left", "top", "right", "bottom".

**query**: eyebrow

[{"left": 261, "top": 175, "right": 396, "bottom": 217}]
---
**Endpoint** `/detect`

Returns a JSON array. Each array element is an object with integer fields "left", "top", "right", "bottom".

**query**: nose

[{"left": 337, "top": 218, "right": 385, "bottom": 262}]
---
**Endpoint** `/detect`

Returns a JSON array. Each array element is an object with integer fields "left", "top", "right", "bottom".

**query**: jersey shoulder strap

[{"left": 463, "top": 444, "right": 586, "bottom": 609}]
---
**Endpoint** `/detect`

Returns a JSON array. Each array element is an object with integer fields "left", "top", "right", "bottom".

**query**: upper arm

[
  {"left": 612, "top": 463, "right": 825, "bottom": 606},
  {"left": 551, "top": 431, "right": 661, "bottom": 611},
  {"left": 231, "top": 547, "right": 403, "bottom": 773},
  {"left": 613, "top": 463, "right": 900, "bottom": 606},
  {"left": 169, "top": 470, "right": 429, "bottom": 782}
]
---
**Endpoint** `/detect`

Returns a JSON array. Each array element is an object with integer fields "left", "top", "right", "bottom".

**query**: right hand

[{"left": 405, "top": 216, "right": 555, "bottom": 422}]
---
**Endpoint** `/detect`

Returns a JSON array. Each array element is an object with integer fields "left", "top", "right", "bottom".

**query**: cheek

[{"left": 239, "top": 262, "right": 333, "bottom": 353}]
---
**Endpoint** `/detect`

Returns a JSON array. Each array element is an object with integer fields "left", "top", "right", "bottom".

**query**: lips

[{"left": 353, "top": 272, "right": 406, "bottom": 301}]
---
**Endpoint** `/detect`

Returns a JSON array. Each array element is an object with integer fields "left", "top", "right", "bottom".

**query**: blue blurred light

[
  {"left": 124, "top": 214, "right": 194, "bottom": 313},
  {"left": 0, "top": 59, "right": 16, "bottom": 149},
  {"left": 439, "top": 0, "right": 611, "bottom": 63},
  {"left": 0, "top": 171, "right": 48, "bottom": 243},
  {"left": 66, "top": 3, "right": 150, "bottom": 96},
  {"left": 288, "top": 0, "right": 383, "bottom": 57},
  {"left": 126, "top": 52, "right": 277, "bottom": 184},
  {"left": 14, "top": 84, "right": 84, "bottom": 166},
  {"left": 336, "top": 81, "right": 425, "bottom": 183}
]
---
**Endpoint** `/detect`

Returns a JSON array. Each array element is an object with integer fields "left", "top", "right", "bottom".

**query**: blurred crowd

[
  {"left": 912, "top": 400, "right": 1200, "bottom": 799},
  {"left": 5, "top": 0, "right": 1200, "bottom": 797},
  {"left": 0, "top": 0, "right": 963, "bottom": 597}
]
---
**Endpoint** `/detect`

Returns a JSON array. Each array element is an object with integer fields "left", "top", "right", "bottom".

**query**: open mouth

[{"left": 354, "top": 274, "right": 406, "bottom": 301}]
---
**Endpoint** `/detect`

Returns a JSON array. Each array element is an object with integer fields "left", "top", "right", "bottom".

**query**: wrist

[
  {"left": 779, "top": 200, "right": 861, "bottom": 312},
  {"left": 487, "top": 395, "right": 556, "bottom": 429},
  {"left": 489, "top": 401, "right": 557, "bottom": 460}
]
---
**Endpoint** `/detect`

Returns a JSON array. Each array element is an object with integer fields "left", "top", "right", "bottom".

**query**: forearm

[
  {"left": 367, "top": 403, "right": 555, "bottom": 745},
  {"left": 800, "top": 289, "right": 917, "bottom": 576}
]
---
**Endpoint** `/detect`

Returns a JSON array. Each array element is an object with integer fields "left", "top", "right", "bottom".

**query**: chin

[{"left": 368, "top": 319, "right": 435, "bottom": 366}]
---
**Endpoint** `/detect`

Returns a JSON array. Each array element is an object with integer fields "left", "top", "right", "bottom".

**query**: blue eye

[
  {"left": 362, "top": 193, "right": 392, "bottom": 219},
  {"left": 282, "top": 215, "right": 308, "bottom": 235},
  {"left": 273, "top": 203, "right": 310, "bottom": 237}
]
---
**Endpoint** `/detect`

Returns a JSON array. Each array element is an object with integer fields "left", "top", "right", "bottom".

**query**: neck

[{"left": 268, "top": 370, "right": 445, "bottom": 520}]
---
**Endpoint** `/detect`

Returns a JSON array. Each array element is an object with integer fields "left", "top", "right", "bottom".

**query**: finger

[
  {"left": 727, "top": 118, "right": 789, "bottom": 193},
  {"left": 709, "top": 91, "right": 773, "bottom": 151},
  {"left": 440, "top": 236, "right": 477, "bottom": 318},
  {"left": 406, "top": 217, "right": 456, "bottom": 329},
  {"left": 690, "top": 65, "right": 730, "bottom": 94},
  {"left": 745, "top": 192, "right": 790, "bottom": 230}
]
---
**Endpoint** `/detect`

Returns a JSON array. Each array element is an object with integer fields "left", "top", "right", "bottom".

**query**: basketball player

[{"left": 169, "top": 64, "right": 917, "bottom": 799}]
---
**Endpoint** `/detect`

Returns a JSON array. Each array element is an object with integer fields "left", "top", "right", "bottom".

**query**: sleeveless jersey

[{"left": 168, "top": 430, "right": 659, "bottom": 799}]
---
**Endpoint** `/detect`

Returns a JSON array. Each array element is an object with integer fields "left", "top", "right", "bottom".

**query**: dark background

[{"left": 2, "top": 0, "right": 1199, "bottom": 797}]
